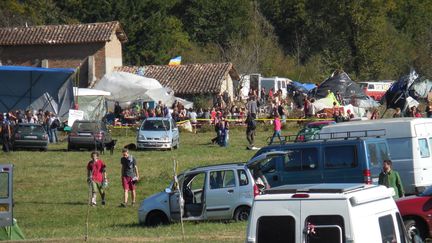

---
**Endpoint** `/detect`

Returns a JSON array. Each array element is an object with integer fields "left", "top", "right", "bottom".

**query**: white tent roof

[
  {"left": 94, "top": 72, "right": 163, "bottom": 102},
  {"left": 73, "top": 87, "right": 111, "bottom": 96}
]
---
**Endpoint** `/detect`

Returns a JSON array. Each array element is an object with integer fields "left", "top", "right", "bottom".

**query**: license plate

[
  {"left": 24, "top": 136, "right": 37, "bottom": 139},
  {"left": 78, "top": 133, "right": 92, "bottom": 136}
]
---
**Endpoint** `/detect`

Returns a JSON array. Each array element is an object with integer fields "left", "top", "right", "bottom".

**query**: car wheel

[
  {"left": 404, "top": 219, "right": 427, "bottom": 241},
  {"left": 67, "top": 144, "right": 73, "bottom": 151},
  {"left": 234, "top": 206, "right": 250, "bottom": 221},
  {"left": 174, "top": 140, "right": 179, "bottom": 149},
  {"left": 145, "top": 211, "right": 168, "bottom": 227},
  {"left": 40, "top": 147, "right": 48, "bottom": 152}
]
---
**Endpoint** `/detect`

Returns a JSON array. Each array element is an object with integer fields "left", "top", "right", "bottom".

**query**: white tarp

[
  {"left": 95, "top": 71, "right": 193, "bottom": 109},
  {"left": 73, "top": 87, "right": 111, "bottom": 96},
  {"left": 94, "top": 72, "right": 163, "bottom": 103},
  {"left": 73, "top": 88, "right": 111, "bottom": 121}
]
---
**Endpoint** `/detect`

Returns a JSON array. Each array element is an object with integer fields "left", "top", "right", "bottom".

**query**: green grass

[{"left": 5, "top": 124, "right": 300, "bottom": 242}]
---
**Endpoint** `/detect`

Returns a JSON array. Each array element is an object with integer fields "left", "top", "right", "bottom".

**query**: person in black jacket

[{"left": 246, "top": 113, "right": 258, "bottom": 150}]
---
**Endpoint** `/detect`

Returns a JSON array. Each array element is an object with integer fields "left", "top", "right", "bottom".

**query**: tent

[
  {"left": 315, "top": 70, "right": 378, "bottom": 108},
  {"left": 73, "top": 88, "right": 111, "bottom": 121},
  {"left": 95, "top": 71, "right": 193, "bottom": 109},
  {"left": 0, "top": 66, "right": 75, "bottom": 119}
]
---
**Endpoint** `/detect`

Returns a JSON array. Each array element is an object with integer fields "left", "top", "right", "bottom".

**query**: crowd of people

[{"left": 0, "top": 109, "right": 60, "bottom": 152}]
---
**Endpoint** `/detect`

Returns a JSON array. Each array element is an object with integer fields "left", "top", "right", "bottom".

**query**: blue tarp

[
  {"left": 292, "top": 81, "right": 317, "bottom": 91},
  {"left": 0, "top": 66, "right": 75, "bottom": 119}
]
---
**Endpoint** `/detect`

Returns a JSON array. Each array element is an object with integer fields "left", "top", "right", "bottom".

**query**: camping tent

[
  {"left": 73, "top": 88, "right": 111, "bottom": 121},
  {"left": 95, "top": 71, "right": 193, "bottom": 109},
  {"left": 315, "top": 70, "right": 378, "bottom": 108},
  {"left": 0, "top": 66, "right": 75, "bottom": 119}
]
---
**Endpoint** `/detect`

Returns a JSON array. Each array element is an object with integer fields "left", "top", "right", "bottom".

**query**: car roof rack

[
  {"left": 312, "top": 129, "right": 386, "bottom": 141},
  {"left": 264, "top": 183, "right": 368, "bottom": 194}
]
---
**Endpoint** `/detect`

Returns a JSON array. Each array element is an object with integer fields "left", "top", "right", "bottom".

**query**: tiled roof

[
  {"left": 115, "top": 63, "right": 239, "bottom": 95},
  {"left": 0, "top": 21, "right": 127, "bottom": 45}
]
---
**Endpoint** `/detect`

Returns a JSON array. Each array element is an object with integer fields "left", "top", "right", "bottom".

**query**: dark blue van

[{"left": 247, "top": 137, "right": 390, "bottom": 188}]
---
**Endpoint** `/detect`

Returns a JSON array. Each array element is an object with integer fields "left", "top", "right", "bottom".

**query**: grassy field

[{"left": 4, "top": 124, "right": 299, "bottom": 242}]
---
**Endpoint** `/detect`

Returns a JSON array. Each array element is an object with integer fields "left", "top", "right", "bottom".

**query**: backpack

[{"left": 51, "top": 118, "right": 60, "bottom": 129}]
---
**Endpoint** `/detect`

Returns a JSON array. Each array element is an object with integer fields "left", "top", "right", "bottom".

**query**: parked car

[
  {"left": 138, "top": 161, "right": 265, "bottom": 226},
  {"left": 249, "top": 133, "right": 390, "bottom": 188},
  {"left": 136, "top": 117, "right": 179, "bottom": 150},
  {"left": 11, "top": 123, "right": 48, "bottom": 151},
  {"left": 246, "top": 183, "right": 408, "bottom": 243},
  {"left": 294, "top": 120, "right": 336, "bottom": 142},
  {"left": 396, "top": 186, "right": 432, "bottom": 241},
  {"left": 320, "top": 118, "right": 432, "bottom": 194},
  {"left": 67, "top": 120, "right": 113, "bottom": 151}
]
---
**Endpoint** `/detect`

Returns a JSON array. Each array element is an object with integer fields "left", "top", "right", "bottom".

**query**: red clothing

[
  {"left": 415, "top": 113, "right": 422, "bottom": 118},
  {"left": 274, "top": 117, "right": 281, "bottom": 131},
  {"left": 211, "top": 111, "right": 216, "bottom": 121},
  {"left": 87, "top": 159, "right": 106, "bottom": 183},
  {"left": 122, "top": 176, "right": 136, "bottom": 190}
]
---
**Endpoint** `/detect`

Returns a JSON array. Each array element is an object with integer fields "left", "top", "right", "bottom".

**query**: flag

[{"left": 168, "top": 56, "right": 181, "bottom": 66}]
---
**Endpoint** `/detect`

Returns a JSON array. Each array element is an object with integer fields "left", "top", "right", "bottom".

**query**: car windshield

[
  {"left": 17, "top": 125, "right": 45, "bottom": 133},
  {"left": 141, "top": 120, "right": 169, "bottom": 131},
  {"left": 72, "top": 122, "right": 98, "bottom": 132}
]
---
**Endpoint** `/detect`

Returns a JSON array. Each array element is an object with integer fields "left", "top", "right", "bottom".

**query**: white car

[{"left": 136, "top": 117, "right": 179, "bottom": 150}]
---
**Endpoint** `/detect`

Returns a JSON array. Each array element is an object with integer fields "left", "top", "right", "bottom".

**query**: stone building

[{"left": 0, "top": 21, "right": 127, "bottom": 87}]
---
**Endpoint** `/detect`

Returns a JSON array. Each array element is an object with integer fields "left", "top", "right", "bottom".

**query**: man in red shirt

[{"left": 87, "top": 151, "right": 108, "bottom": 206}]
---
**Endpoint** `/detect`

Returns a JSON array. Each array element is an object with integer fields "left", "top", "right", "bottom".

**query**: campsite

[{"left": 3, "top": 1, "right": 432, "bottom": 242}]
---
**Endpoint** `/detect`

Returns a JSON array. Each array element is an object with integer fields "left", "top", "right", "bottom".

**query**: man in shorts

[
  {"left": 120, "top": 148, "right": 139, "bottom": 207},
  {"left": 87, "top": 151, "right": 107, "bottom": 206}
]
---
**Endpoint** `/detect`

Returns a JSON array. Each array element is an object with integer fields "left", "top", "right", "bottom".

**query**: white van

[
  {"left": 319, "top": 118, "right": 432, "bottom": 194},
  {"left": 246, "top": 183, "right": 408, "bottom": 243}
]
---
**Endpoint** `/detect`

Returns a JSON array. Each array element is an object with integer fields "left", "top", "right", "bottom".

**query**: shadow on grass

[{"left": 16, "top": 201, "right": 87, "bottom": 206}]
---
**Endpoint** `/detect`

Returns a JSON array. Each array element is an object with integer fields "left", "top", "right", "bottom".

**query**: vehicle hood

[
  {"left": 138, "top": 130, "right": 172, "bottom": 139},
  {"left": 143, "top": 191, "right": 169, "bottom": 204}
]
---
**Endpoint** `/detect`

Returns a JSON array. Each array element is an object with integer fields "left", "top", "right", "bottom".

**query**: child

[{"left": 268, "top": 114, "right": 282, "bottom": 145}]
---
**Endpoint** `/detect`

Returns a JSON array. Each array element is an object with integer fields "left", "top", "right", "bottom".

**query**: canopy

[
  {"left": 73, "top": 88, "right": 111, "bottom": 121},
  {"left": 0, "top": 66, "right": 75, "bottom": 119},
  {"left": 96, "top": 71, "right": 193, "bottom": 109}
]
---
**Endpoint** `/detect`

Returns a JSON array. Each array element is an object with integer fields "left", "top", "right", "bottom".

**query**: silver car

[
  {"left": 138, "top": 162, "right": 259, "bottom": 226},
  {"left": 136, "top": 117, "right": 179, "bottom": 150}
]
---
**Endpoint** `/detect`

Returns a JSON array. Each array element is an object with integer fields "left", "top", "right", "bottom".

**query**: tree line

[{"left": 1, "top": 0, "right": 431, "bottom": 83}]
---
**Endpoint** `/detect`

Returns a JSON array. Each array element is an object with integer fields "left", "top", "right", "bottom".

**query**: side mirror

[{"left": 165, "top": 188, "right": 172, "bottom": 194}]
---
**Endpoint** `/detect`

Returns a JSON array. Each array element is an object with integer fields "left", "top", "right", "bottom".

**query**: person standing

[
  {"left": 268, "top": 114, "right": 282, "bottom": 145},
  {"left": 246, "top": 113, "right": 258, "bottom": 150},
  {"left": 0, "top": 114, "right": 11, "bottom": 152},
  {"left": 120, "top": 148, "right": 139, "bottom": 207},
  {"left": 49, "top": 113, "right": 59, "bottom": 143},
  {"left": 87, "top": 151, "right": 107, "bottom": 206},
  {"left": 378, "top": 159, "right": 404, "bottom": 199}
]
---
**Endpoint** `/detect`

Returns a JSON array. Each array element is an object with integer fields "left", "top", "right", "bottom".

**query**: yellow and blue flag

[{"left": 168, "top": 56, "right": 181, "bottom": 66}]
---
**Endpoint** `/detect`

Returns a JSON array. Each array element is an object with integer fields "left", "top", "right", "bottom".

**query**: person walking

[
  {"left": 246, "top": 113, "right": 258, "bottom": 150},
  {"left": 378, "top": 159, "right": 404, "bottom": 199},
  {"left": 87, "top": 151, "right": 108, "bottom": 206},
  {"left": 268, "top": 114, "right": 282, "bottom": 145},
  {"left": 120, "top": 148, "right": 139, "bottom": 207}
]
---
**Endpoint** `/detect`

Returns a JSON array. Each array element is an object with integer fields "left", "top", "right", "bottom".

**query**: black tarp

[
  {"left": 0, "top": 66, "right": 75, "bottom": 120},
  {"left": 315, "top": 70, "right": 367, "bottom": 99},
  {"left": 385, "top": 69, "right": 419, "bottom": 112}
]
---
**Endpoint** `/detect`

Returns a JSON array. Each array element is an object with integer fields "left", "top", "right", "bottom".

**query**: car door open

[{"left": 0, "top": 164, "right": 13, "bottom": 227}]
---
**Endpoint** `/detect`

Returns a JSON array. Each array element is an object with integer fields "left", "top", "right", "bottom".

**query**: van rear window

[
  {"left": 324, "top": 146, "right": 358, "bottom": 169},
  {"left": 257, "top": 216, "right": 295, "bottom": 243},
  {"left": 378, "top": 214, "right": 396, "bottom": 243},
  {"left": 305, "top": 215, "right": 345, "bottom": 243}
]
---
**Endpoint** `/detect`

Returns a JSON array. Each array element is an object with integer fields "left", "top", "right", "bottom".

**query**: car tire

[
  {"left": 404, "top": 219, "right": 427, "bottom": 241},
  {"left": 67, "top": 144, "right": 73, "bottom": 151},
  {"left": 174, "top": 140, "right": 179, "bottom": 149},
  {"left": 234, "top": 206, "right": 250, "bottom": 221},
  {"left": 145, "top": 211, "right": 168, "bottom": 227}
]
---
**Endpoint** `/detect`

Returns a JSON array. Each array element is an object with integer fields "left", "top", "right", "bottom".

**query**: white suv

[{"left": 246, "top": 183, "right": 409, "bottom": 243}]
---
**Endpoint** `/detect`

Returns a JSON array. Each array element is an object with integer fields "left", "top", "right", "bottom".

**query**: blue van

[{"left": 247, "top": 137, "right": 390, "bottom": 188}]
